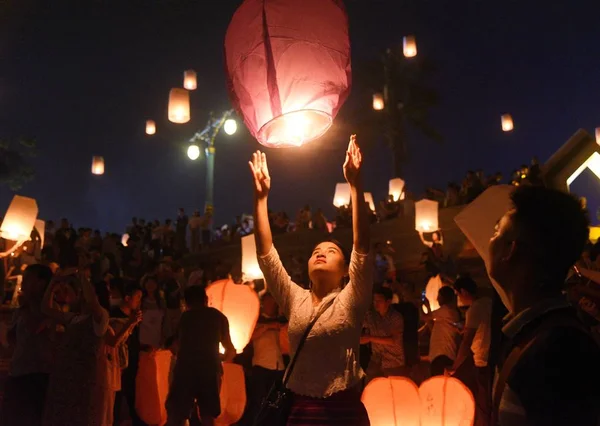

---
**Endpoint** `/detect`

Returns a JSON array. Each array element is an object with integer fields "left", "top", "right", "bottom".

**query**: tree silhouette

[{"left": 0, "top": 138, "right": 36, "bottom": 190}]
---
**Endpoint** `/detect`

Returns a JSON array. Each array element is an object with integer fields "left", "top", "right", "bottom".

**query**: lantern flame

[
  {"left": 183, "top": 70, "right": 197, "bottom": 90},
  {"left": 91, "top": 156, "right": 104, "bottom": 175},
  {"left": 501, "top": 114, "right": 514, "bottom": 132},
  {"left": 373, "top": 93, "right": 385, "bottom": 111},
  {"left": 257, "top": 110, "right": 331, "bottom": 148},
  {"left": 403, "top": 35, "right": 417, "bottom": 58},
  {"left": 145, "top": 120, "right": 156, "bottom": 135}
]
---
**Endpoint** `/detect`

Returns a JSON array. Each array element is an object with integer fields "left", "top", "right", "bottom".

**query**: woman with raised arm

[{"left": 249, "top": 135, "right": 372, "bottom": 425}]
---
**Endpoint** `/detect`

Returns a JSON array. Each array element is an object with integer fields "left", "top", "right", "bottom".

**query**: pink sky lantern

[{"left": 225, "top": 0, "right": 352, "bottom": 148}]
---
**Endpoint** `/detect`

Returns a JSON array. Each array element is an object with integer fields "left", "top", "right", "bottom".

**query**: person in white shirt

[
  {"left": 448, "top": 276, "right": 492, "bottom": 426},
  {"left": 250, "top": 135, "right": 372, "bottom": 425}
]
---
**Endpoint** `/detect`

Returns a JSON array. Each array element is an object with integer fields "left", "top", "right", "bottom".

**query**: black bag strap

[{"left": 282, "top": 297, "right": 336, "bottom": 386}]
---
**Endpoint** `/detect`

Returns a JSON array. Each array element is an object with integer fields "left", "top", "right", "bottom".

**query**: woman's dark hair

[
  {"left": 141, "top": 274, "right": 164, "bottom": 308},
  {"left": 437, "top": 286, "right": 456, "bottom": 305},
  {"left": 184, "top": 285, "right": 208, "bottom": 306},
  {"left": 453, "top": 275, "right": 478, "bottom": 296},
  {"left": 374, "top": 286, "right": 394, "bottom": 301},
  {"left": 313, "top": 238, "right": 350, "bottom": 265}
]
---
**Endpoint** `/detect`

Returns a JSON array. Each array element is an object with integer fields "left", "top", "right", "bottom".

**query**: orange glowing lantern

[
  {"left": 0, "top": 195, "right": 38, "bottom": 241},
  {"left": 145, "top": 120, "right": 156, "bottom": 135},
  {"left": 241, "top": 234, "right": 263, "bottom": 280},
  {"left": 425, "top": 274, "right": 443, "bottom": 312},
  {"left": 403, "top": 35, "right": 417, "bottom": 58},
  {"left": 373, "top": 93, "right": 385, "bottom": 111},
  {"left": 183, "top": 69, "right": 197, "bottom": 90},
  {"left": 364, "top": 192, "right": 376, "bottom": 211},
  {"left": 206, "top": 279, "right": 260, "bottom": 353},
  {"left": 333, "top": 183, "right": 351, "bottom": 207},
  {"left": 415, "top": 199, "right": 439, "bottom": 232},
  {"left": 389, "top": 178, "right": 405, "bottom": 202},
  {"left": 362, "top": 376, "right": 475, "bottom": 426},
  {"left": 91, "top": 156, "right": 104, "bottom": 175},
  {"left": 501, "top": 114, "right": 514, "bottom": 132},
  {"left": 168, "top": 88, "right": 190, "bottom": 124},
  {"left": 216, "top": 363, "right": 246, "bottom": 426},
  {"left": 224, "top": 0, "right": 351, "bottom": 148},
  {"left": 595, "top": 127, "right": 600, "bottom": 145}
]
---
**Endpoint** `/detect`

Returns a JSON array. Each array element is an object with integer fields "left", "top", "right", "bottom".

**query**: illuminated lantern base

[{"left": 257, "top": 110, "right": 332, "bottom": 148}]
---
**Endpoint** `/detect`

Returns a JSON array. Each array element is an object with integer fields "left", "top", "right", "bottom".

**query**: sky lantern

[
  {"left": 206, "top": 278, "right": 260, "bottom": 353},
  {"left": 425, "top": 274, "right": 443, "bottom": 312},
  {"left": 168, "top": 88, "right": 190, "bottom": 124},
  {"left": 373, "top": 93, "right": 385, "bottom": 111},
  {"left": 0, "top": 195, "right": 38, "bottom": 241},
  {"left": 419, "top": 376, "right": 475, "bottom": 425},
  {"left": 501, "top": 114, "right": 514, "bottom": 132},
  {"left": 241, "top": 234, "right": 263, "bottom": 280},
  {"left": 145, "top": 120, "right": 156, "bottom": 135},
  {"left": 403, "top": 35, "right": 417, "bottom": 58},
  {"left": 333, "top": 182, "right": 351, "bottom": 207},
  {"left": 216, "top": 363, "right": 246, "bottom": 426},
  {"left": 389, "top": 178, "right": 405, "bottom": 202},
  {"left": 595, "top": 127, "right": 600, "bottom": 145},
  {"left": 364, "top": 192, "right": 376, "bottom": 211},
  {"left": 415, "top": 199, "right": 439, "bottom": 232},
  {"left": 183, "top": 69, "right": 197, "bottom": 90},
  {"left": 224, "top": 0, "right": 351, "bottom": 148},
  {"left": 91, "top": 156, "right": 104, "bottom": 175},
  {"left": 121, "top": 233, "right": 130, "bottom": 247},
  {"left": 362, "top": 377, "right": 421, "bottom": 426}
]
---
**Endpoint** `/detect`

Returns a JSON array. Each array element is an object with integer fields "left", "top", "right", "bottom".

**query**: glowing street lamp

[
  {"left": 224, "top": 118, "right": 237, "bottom": 136},
  {"left": 187, "top": 144, "right": 200, "bottom": 160}
]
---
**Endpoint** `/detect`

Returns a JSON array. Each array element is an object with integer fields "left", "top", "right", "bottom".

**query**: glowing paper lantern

[
  {"left": 183, "top": 69, "right": 197, "bottom": 90},
  {"left": 373, "top": 93, "right": 385, "bottom": 111},
  {"left": 224, "top": 118, "right": 237, "bottom": 136},
  {"left": 241, "top": 234, "right": 263, "bottom": 280},
  {"left": 333, "top": 183, "right": 351, "bottom": 207},
  {"left": 595, "top": 128, "right": 600, "bottom": 145},
  {"left": 206, "top": 278, "right": 260, "bottom": 353},
  {"left": 425, "top": 274, "right": 443, "bottom": 312},
  {"left": 187, "top": 145, "right": 200, "bottom": 160},
  {"left": 145, "top": 120, "right": 156, "bottom": 135},
  {"left": 364, "top": 192, "right": 376, "bottom": 211},
  {"left": 122, "top": 233, "right": 130, "bottom": 247},
  {"left": 403, "top": 35, "right": 417, "bottom": 58},
  {"left": 501, "top": 114, "right": 514, "bottom": 132},
  {"left": 224, "top": 0, "right": 351, "bottom": 148},
  {"left": 91, "top": 156, "right": 104, "bottom": 175},
  {"left": 216, "top": 363, "right": 246, "bottom": 426},
  {"left": 168, "top": 88, "right": 190, "bottom": 124},
  {"left": 0, "top": 195, "right": 38, "bottom": 241},
  {"left": 415, "top": 200, "right": 439, "bottom": 232},
  {"left": 362, "top": 376, "right": 475, "bottom": 426},
  {"left": 389, "top": 178, "right": 405, "bottom": 202}
]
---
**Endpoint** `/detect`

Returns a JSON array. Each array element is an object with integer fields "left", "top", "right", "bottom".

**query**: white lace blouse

[{"left": 258, "top": 245, "right": 373, "bottom": 398}]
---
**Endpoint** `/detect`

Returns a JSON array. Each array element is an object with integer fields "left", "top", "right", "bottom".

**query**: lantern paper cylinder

[
  {"left": 91, "top": 156, "right": 104, "bottom": 175},
  {"left": 595, "top": 127, "right": 600, "bottom": 145},
  {"left": 425, "top": 274, "right": 443, "bottom": 312},
  {"left": 362, "top": 377, "right": 421, "bottom": 426},
  {"left": 145, "top": 120, "right": 156, "bottom": 135},
  {"left": 364, "top": 192, "right": 375, "bottom": 211},
  {"left": 206, "top": 279, "right": 260, "bottom": 353},
  {"left": 373, "top": 93, "right": 385, "bottom": 111},
  {"left": 183, "top": 69, "right": 197, "bottom": 90},
  {"left": 501, "top": 114, "right": 514, "bottom": 132},
  {"left": 389, "top": 178, "right": 405, "bottom": 202},
  {"left": 224, "top": 118, "right": 237, "bottom": 136},
  {"left": 122, "top": 233, "right": 130, "bottom": 247},
  {"left": 333, "top": 183, "right": 351, "bottom": 207},
  {"left": 216, "top": 363, "right": 246, "bottom": 426},
  {"left": 187, "top": 145, "right": 200, "bottom": 160},
  {"left": 241, "top": 234, "right": 263, "bottom": 280},
  {"left": 415, "top": 199, "right": 439, "bottom": 232},
  {"left": 224, "top": 0, "right": 351, "bottom": 148},
  {"left": 0, "top": 195, "right": 38, "bottom": 241},
  {"left": 403, "top": 35, "right": 417, "bottom": 58},
  {"left": 168, "top": 88, "right": 191, "bottom": 124},
  {"left": 419, "top": 376, "right": 475, "bottom": 425}
]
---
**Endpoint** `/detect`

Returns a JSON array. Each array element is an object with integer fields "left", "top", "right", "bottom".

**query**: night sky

[{"left": 2, "top": 0, "right": 600, "bottom": 231}]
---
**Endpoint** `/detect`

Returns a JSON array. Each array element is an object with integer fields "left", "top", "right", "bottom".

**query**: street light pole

[{"left": 188, "top": 109, "right": 235, "bottom": 213}]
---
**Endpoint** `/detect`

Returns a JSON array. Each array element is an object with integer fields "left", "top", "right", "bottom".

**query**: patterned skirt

[{"left": 287, "top": 387, "right": 370, "bottom": 426}]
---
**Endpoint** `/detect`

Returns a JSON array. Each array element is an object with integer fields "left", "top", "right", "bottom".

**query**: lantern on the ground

[
  {"left": 224, "top": 119, "right": 237, "bottom": 136},
  {"left": 389, "top": 178, "right": 405, "bottom": 202},
  {"left": 419, "top": 376, "right": 475, "bottom": 425},
  {"left": 373, "top": 93, "right": 385, "bottom": 111},
  {"left": 91, "top": 156, "right": 104, "bottom": 175},
  {"left": 183, "top": 69, "right": 197, "bottom": 91},
  {"left": 364, "top": 192, "right": 376, "bottom": 211},
  {"left": 168, "top": 88, "right": 190, "bottom": 124},
  {"left": 225, "top": 0, "right": 351, "bottom": 148},
  {"left": 241, "top": 234, "right": 263, "bottom": 280},
  {"left": 145, "top": 120, "right": 156, "bottom": 135},
  {"left": 187, "top": 145, "right": 200, "bottom": 160},
  {"left": 206, "top": 279, "right": 260, "bottom": 353},
  {"left": 333, "top": 183, "right": 351, "bottom": 207},
  {"left": 415, "top": 200, "right": 438, "bottom": 232},
  {"left": 0, "top": 195, "right": 38, "bottom": 241},
  {"left": 216, "top": 363, "right": 246, "bottom": 426},
  {"left": 403, "top": 35, "right": 417, "bottom": 58},
  {"left": 501, "top": 114, "right": 514, "bottom": 132},
  {"left": 362, "top": 377, "right": 421, "bottom": 426}
]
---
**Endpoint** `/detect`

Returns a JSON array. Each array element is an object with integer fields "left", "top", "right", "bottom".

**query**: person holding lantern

[{"left": 249, "top": 134, "right": 372, "bottom": 425}]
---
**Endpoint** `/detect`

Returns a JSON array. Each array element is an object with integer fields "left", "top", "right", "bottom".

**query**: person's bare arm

[
  {"left": 449, "top": 327, "right": 476, "bottom": 373},
  {"left": 221, "top": 316, "right": 236, "bottom": 363},
  {"left": 346, "top": 135, "right": 370, "bottom": 255},
  {"left": 249, "top": 151, "right": 272, "bottom": 257},
  {"left": 105, "top": 312, "right": 142, "bottom": 348}
]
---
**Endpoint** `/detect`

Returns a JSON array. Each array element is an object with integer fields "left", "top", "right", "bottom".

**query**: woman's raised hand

[
  {"left": 249, "top": 151, "right": 271, "bottom": 200},
  {"left": 343, "top": 134, "right": 362, "bottom": 187}
]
